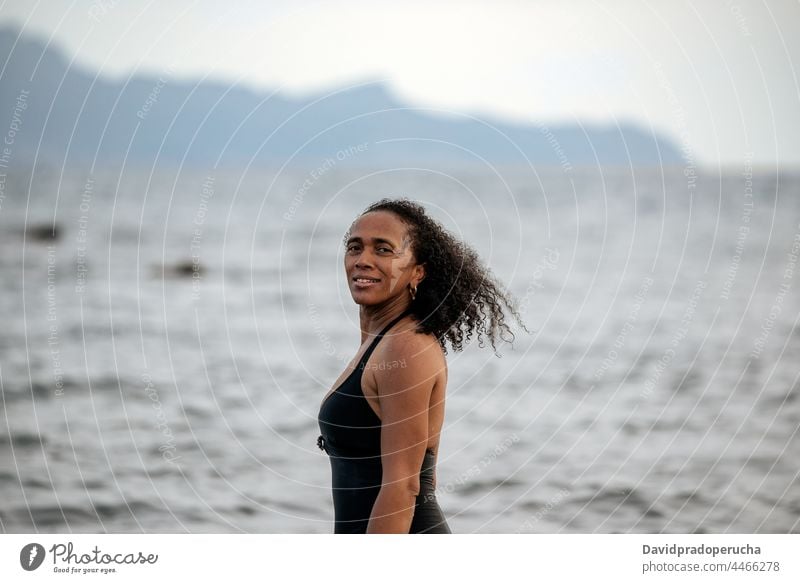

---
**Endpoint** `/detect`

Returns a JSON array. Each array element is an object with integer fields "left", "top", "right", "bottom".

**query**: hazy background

[{"left": 0, "top": 0, "right": 798, "bottom": 533}]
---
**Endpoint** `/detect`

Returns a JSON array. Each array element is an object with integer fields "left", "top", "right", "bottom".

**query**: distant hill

[{"left": 0, "top": 26, "right": 683, "bottom": 168}]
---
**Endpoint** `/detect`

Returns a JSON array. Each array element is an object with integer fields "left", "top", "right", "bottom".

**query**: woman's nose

[{"left": 355, "top": 251, "right": 375, "bottom": 266}]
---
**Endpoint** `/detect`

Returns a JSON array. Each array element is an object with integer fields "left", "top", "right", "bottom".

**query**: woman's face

[{"left": 344, "top": 211, "right": 424, "bottom": 307}]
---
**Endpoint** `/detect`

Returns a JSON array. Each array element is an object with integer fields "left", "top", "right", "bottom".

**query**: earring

[{"left": 409, "top": 284, "right": 417, "bottom": 301}]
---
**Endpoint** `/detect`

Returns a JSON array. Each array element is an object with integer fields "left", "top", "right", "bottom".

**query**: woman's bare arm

[{"left": 366, "top": 335, "right": 439, "bottom": 534}]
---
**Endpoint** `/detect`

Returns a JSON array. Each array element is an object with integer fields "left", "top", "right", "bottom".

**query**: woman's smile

[{"left": 352, "top": 276, "right": 382, "bottom": 289}]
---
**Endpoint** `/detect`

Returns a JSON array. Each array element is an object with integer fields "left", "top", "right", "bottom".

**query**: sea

[{"left": 0, "top": 162, "right": 798, "bottom": 533}]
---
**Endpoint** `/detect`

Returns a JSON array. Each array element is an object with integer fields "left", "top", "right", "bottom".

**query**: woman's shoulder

[
  {"left": 382, "top": 318, "right": 445, "bottom": 366},
  {"left": 368, "top": 320, "right": 447, "bottom": 398}
]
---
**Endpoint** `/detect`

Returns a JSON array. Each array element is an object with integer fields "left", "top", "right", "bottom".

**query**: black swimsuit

[{"left": 317, "top": 310, "right": 451, "bottom": 534}]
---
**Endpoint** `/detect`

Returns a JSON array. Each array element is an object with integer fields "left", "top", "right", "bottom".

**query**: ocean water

[{"left": 0, "top": 163, "right": 798, "bottom": 533}]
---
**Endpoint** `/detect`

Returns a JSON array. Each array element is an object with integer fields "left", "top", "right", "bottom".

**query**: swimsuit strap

[{"left": 356, "top": 309, "right": 413, "bottom": 370}]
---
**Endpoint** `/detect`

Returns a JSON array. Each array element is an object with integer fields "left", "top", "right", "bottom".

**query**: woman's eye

[{"left": 346, "top": 245, "right": 392, "bottom": 253}]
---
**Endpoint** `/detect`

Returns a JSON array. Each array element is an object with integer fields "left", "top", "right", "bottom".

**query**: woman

[{"left": 317, "top": 198, "right": 526, "bottom": 533}]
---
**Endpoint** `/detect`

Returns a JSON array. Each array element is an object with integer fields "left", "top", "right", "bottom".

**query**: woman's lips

[{"left": 352, "top": 277, "right": 381, "bottom": 288}]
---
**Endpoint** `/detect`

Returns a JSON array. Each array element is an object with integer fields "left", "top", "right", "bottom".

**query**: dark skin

[{"left": 321, "top": 210, "right": 448, "bottom": 533}]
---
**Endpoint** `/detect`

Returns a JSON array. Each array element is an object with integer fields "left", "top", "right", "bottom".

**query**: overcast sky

[{"left": 1, "top": 0, "right": 798, "bottom": 167}]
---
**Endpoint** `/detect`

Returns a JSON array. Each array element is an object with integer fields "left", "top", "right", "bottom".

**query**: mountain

[{"left": 0, "top": 26, "right": 683, "bottom": 168}]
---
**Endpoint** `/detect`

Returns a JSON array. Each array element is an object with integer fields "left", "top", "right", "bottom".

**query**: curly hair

[{"left": 345, "top": 198, "right": 530, "bottom": 356}]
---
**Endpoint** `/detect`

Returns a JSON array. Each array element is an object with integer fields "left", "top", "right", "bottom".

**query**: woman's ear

[{"left": 415, "top": 262, "right": 426, "bottom": 285}]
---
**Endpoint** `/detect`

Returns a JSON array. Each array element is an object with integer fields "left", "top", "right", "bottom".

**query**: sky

[{"left": 1, "top": 0, "right": 798, "bottom": 167}]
